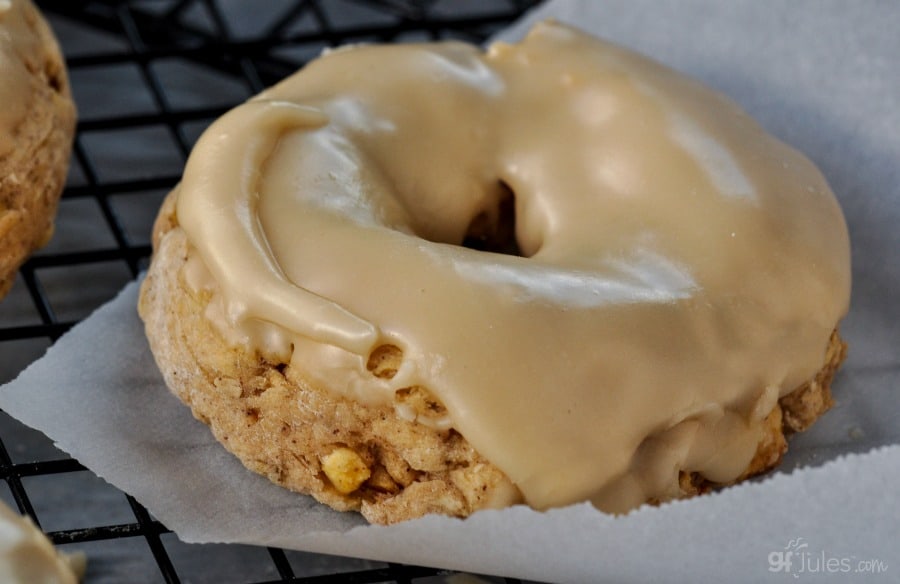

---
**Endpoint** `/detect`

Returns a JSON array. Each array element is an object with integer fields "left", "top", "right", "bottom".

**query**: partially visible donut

[
  {"left": 139, "top": 21, "right": 850, "bottom": 523},
  {"left": 0, "top": 500, "right": 86, "bottom": 583},
  {"left": 0, "top": 0, "right": 76, "bottom": 298}
]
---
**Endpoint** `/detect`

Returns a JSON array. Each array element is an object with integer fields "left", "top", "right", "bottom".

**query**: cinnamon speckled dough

[
  {"left": 138, "top": 191, "right": 846, "bottom": 524},
  {"left": 0, "top": 0, "right": 76, "bottom": 298}
]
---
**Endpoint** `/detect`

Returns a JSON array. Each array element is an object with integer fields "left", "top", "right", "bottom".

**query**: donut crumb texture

[
  {"left": 139, "top": 203, "right": 520, "bottom": 523},
  {"left": 0, "top": 0, "right": 76, "bottom": 299}
]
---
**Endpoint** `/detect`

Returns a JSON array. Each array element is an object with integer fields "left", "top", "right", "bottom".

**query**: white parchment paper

[{"left": 2, "top": 1, "right": 899, "bottom": 582}]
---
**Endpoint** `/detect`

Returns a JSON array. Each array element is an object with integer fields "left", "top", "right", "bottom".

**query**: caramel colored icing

[
  {"left": 176, "top": 22, "right": 850, "bottom": 512},
  {"left": 0, "top": 0, "right": 39, "bottom": 156}
]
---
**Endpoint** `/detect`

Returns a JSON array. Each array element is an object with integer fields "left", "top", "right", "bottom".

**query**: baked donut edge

[
  {"left": 138, "top": 191, "right": 847, "bottom": 524},
  {"left": 0, "top": 0, "right": 76, "bottom": 298}
]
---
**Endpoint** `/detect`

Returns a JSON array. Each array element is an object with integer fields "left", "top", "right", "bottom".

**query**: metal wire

[{"left": 0, "top": 1, "right": 539, "bottom": 581}]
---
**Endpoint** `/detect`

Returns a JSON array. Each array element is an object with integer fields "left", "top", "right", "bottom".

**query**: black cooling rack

[{"left": 0, "top": 1, "right": 540, "bottom": 582}]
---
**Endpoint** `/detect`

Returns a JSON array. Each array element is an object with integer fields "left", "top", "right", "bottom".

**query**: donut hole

[
  {"left": 367, "top": 344, "right": 403, "bottom": 379},
  {"left": 461, "top": 181, "right": 524, "bottom": 257}
]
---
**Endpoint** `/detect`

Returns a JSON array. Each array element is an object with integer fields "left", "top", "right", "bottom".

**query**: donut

[
  {"left": 0, "top": 0, "right": 75, "bottom": 299},
  {"left": 139, "top": 21, "right": 850, "bottom": 523},
  {"left": 0, "top": 500, "right": 86, "bottom": 583}
]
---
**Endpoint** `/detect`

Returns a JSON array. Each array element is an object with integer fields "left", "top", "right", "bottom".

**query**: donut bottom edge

[{"left": 138, "top": 197, "right": 847, "bottom": 525}]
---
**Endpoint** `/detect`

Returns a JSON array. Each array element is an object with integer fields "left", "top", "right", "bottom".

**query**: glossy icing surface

[{"left": 176, "top": 22, "right": 850, "bottom": 511}]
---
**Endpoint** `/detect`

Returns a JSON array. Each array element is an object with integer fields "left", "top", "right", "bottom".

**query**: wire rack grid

[{"left": 0, "top": 1, "right": 541, "bottom": 582}]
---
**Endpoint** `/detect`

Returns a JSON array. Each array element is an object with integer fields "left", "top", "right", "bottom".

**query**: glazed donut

[
  {"left": 0, "top": 0, "right": 75, "bottom": 298},
  {"left": 139, "top": 21, "right": 850, "bottom": 522}
]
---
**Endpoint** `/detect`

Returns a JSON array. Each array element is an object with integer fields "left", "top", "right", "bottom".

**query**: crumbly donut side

[
  {"left": 676, "top": 329, "right": 846, "bottom": 500},
  {"left": 140, "top": 195, "right": 846, "bottom": 524},
  {"left": 679, "top": 328, "right": 847, "bottom": 497},
  {"left": 139, "top": 194, "right": 521, "bottom": 524},
  {"left": 0, "top": 0, "right": 76, "bottom": 298},
  {"left": 780, "top": 330, "right": 845, "bottom": 434}
]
